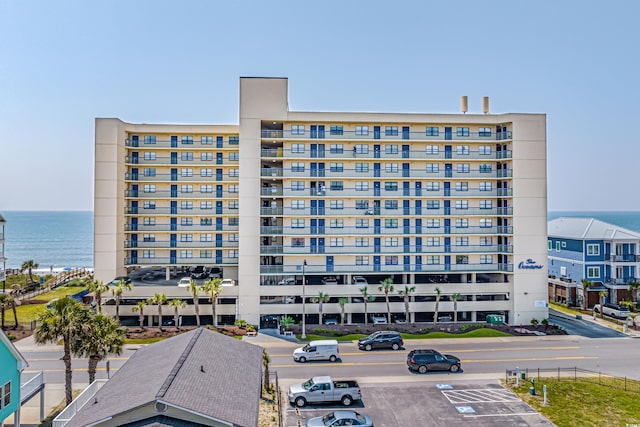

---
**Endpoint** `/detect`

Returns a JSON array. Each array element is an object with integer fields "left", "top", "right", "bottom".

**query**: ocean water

[
  {"left": 1, "top": 211, "right": 93, "bottom": 269},
  {"left": 1, "top": 210, "right": 640, "bottom": 271}
]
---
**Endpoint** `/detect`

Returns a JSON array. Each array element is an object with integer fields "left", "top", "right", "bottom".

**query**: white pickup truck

[{"left": 287, "top": 376, "right": 362, "bottom": 407}]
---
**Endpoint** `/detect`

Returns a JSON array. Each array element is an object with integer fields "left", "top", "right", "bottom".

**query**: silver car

[{"left": 306, "top": 410, "right": 373, "bottom": 427}]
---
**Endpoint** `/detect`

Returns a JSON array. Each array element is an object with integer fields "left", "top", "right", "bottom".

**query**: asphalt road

[{"left": 548, "top": 308, "right": 628, "bottom": 338}]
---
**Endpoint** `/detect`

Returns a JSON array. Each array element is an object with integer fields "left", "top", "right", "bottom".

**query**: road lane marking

[{"left": 269, "top": 346, "right": 582, "bottom": 358}]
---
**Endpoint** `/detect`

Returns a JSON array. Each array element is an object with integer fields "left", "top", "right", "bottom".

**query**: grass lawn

[
  {"left": 298, "top": 328, "right": 512, "bottom": 342},
  {"left": 5, "top": 286, "right": 88, "bottom": 326},
  {"left": 506, "top": 379, "right": 640, "bottom": 426}
]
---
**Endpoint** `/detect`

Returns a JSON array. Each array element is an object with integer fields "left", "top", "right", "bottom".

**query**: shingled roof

[{"left": 66, "top": 328, "right": 263, "bottom": 427}]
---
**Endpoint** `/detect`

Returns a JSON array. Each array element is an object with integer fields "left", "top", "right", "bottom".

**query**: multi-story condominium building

[
  {"left": 95, "top": 77, "right": 548, "bottom": 327},
  {"left": 548, "top": 217, "right": 640, "bottom": 308}
]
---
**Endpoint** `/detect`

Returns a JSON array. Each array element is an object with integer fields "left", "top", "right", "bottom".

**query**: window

[
  {"left": 457, "top": 163, "right": 470, "bottom": 173},
  {"left": 355, "top": 163, "right": 369, "bottom": 172},
  {"left": 330, "top": 200, "right": 344, "bottom": 209},
  {"left": 426, "top": 163, "right": 439, "bottom": 173},
  {"left": 456, "top": 237, "right": 469, "bottom": 246},
  {"left": 426, "top": 127, "right": 439, "bottom": 136},
  {"left": 385, "top": 200, "right": 398, "bottom": 209},
  {"left": 356, "top": 219, "right": 369, "bottom": 228},
  {"left": 385, "top": 144, "right": 398, "bottom": 153},
  {"left": 548, "top": 241, "right": 552, "bottom": 250},
  {"left": 385, "top": 218, "right": 398, "bottom": 228},
  {"left": 181, "top": 201, "right": 193, "bottom": 210},
  {"left": 456, "top": 127, "right": 470, "bottom": 137},
  {"left": 479, "top": 164, "right": 492, "bottom": 173},
  {"left": 143, "top": 152, "right": 156, "bottom": 160},
  {"left": 181, "top": 250, "right": 193, "bottom": 258},
  {"left": 385, "top": 163, "right": 399, "bottom": 172},
  {"left": 427, "top": 237, "right": 440, "bottom": 246},
  {"left": 480, "top": 218, "right": 492, "bottom": 228},
  {"left": 556, "top": 241, "right": 561, "bottom": 251},
  {"left": 143, "top": 217, "right": 156, "bottom": 225},
  {"left": 480, "top": 237, "right": 493, "bottom": 246},
  {"left": 427, "top": 219, "right": 440, "bottom": 228},
  {"left": 291, "top": 162, "right": 305, "bottom": 172},
  {"left": 330, "top": 181, "right": 343, "bottom": 191},
  {"left": 291, "top": 125, "right": 305, "bottom": 135},
  {"left": 182, "top": 217, "right": 194, "bottom": 226},
  {"left": 426, "top": 181, "right": 440, "bottom": 191},
  {"left": 228, "top": 217, "right": 238, "bottom": 226},
  {"left": 181, "top": 168, "right": 193, "bottom": 177},
  {"left": 229, "top": 168, "right": 239, "bottom": 177},
  {"left": 456, "top": 182, "right": 468, "bottom": 191},
  {"left": 200, "top": 250, "right": 212, "bottom": 258},
  {"left": 291, "top": 181, "right": 305, "bottom": 191},
  {"left": 355, "top": 144, "right": 369, "bottom": 153},
  {"left": 199, "top": 217, "right": 211, "bottom": 226},
  {"left": 426, "top": 255, "right": 440, "bottom": 265},
  {"left": 143, "top": 250, "right": 155, "bottom": 258},
  {"left": 426, "top": 145, "right": 439, "bottom": 154},
  {"left": 356, "top": 237, "right": 369, "bottom": 247},
  {"left": 144, "top": 168, "right": 156, "bottom": 177},
  {"left": 385, "top": 126, "right": 398, "bottom": 136},
  {"left": 143, "top": 234, "right": 155, "bottom": 242},
  {"left": 292, "top": 200, "right": 305, "bottom": 210},
  {"left": 201, "top": 234, "right": 212, "bottom": 242},
  {"left": 201, "top": 152, "right": 213, "bottom": 161},
  {"left": 228, "top": 250, "right": 239, "bottom": 259},
  {"left": 385, "top": 182, "right": 398, "bottom": 191},
  {"left": 229, "top": 136, "right": 239, "bottom": 145},
  {"left": 330, "top": 162, "right": 344, "bottom": 172},
  {"left": 228, "top": 185, "right": 238, "bottom": 193},
  {"left": 200, "top": 168, "right": 212, "bottom": 177},
  {"left": 385, "top": 237, "right": 398, "bottom": 247},
  {"left": 427, "top": 200, "right": 440, "bottom": 209},
  {"left": 356, "top": 256, "right": 369, "bottom": 265},
  {"left": 292, "top": 219, "right": 305, "bottom": 228},
  {"left": 587, "top": 266, "right": 600, "bottom": 278},
  {"left": 200, "top": 185, "right": 213, "bottom": 193},
  {"left": 480, "top": 255, "right": 493, "bottom": 264},
  {"left": 144, "top": 135, "right": 156, "bottom": 144},
  {"left": 355, "top": 182, "right": 369, "bottom": 191},
  {"left": 143, "top": 201, "right": 156, "bottom": 209},
  {"left": 143, "top": 184, "right": 156, "bottom": 193},
  {"left": 479, "top": 145, "right": 492, "bottom": 155},
  {"left": 455, "top": 200, "right": 468, "bottom": 209},
  {"left": 455, "top": 218, "right": 468, "bottom": 228},
  {"left": 330, "top": 219, "right": 344, "bottom": 228},
  {"left": 181, "top": 136, "right": 194, "bottom": 145},
  {"left": 456, "top": 145, "right": 470, "bottom": 155},
  {"left": 456, "top": 255, "right": 469, "bottom": 264},
  {"left": 478, "top": 127, "right": 492, "bottom": 137},
  {"left": 330, "top": 126, "right": 343, "bottom": 136},
  {"left": 385, "top": 256, "right": 398, "bottom": 265},
  {"left": 291, "top": 143, "right": 305, "bottom": 153},
  {"left": 480, "top": 200, "right": 492, "bottom": 209},
  {"left": 181, "top": 152, "right": 193, "bottom": 161},
  {"left": 201, "top": 136, "right": 213, "bottom": 145},
  {"left": 479, "top": 182, "right": 492, "bottom": 191},
  {"left": 330, "top": 238, "right": 344, "bottom": 247},
  {"left": 229, "top": 152, "right": 239, "bottom": 161},
  {"left": 587, "top": 244, "right": 600, "bottom": 256},
  {"left": 229, "top": 233, "right": 238, "bottom": 242},
  {"left": 228, "top": 201, "right": 239, "bottom": 209},
  {"left": 181, "top": 234, "right": 193, "bottom": 242},
  {"left": 355, "top": 125, "right": 369, "bottom": 135},
  {"left": 291, "top": 238, "right": 305, "bottom": 247},
  {"left": 330, "top": 143, "right": 343, "bottom": 153}
]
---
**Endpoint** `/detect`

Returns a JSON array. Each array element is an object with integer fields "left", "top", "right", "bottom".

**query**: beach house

[{"left": 0, "top": 330, "right": 28, "bottom": 426}]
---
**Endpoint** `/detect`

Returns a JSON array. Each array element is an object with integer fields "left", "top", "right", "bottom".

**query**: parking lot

[{"left": 284, "top": 382, "right": 552, "bottom": 426}]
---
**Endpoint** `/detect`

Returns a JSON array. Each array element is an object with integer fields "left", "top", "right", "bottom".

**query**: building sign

[{"left": 518, "top": 258, "right": 544, "bottom": 270}]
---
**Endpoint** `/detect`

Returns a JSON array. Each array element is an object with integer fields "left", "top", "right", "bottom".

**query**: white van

[{"left": 293, "top": 340, "right": 340, "bottom": 363}]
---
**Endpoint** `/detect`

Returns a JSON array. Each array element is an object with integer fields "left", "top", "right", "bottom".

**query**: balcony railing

[
  {"left": 124, "top": 173, "right": 239, "bottom": 183},
  {"left": 261, "top": 185, "right": 513, "bottom": 199},
  {"left": 125, "top": 257, "right": 239, "bottom": 266},
  {"left": 259, "top": 206, "right": 512, "bottom": 217},
  {"left": 53, "top": 379, "right": 107, "bottom": 427},
  {"left": 125, "top": 240, "right": 239, "bottom": 249},
  {"left": 125, "top": 206, "right": 240, "bottom": 215},
  {"left": 262, "top": 168, "right": 512, "bottom": 180},
  {"left": 260, "top": 225, "right": 513, "bottom": 235},
  {"left": 125, "top": 190, "right": 240, "bottom": 199},
  {"left": 259, "top": 263, "right": 513, "bottom": 274},
  {"left": 125, "top": 138, "right": 239, "bottom": 149},
  {"left": 260, "top": 244, "right": 513, "bottom": 255},
  {"left": 125, "top": 157, "right": 239, "bottom": 166},
  {"left": 607, "top": 254, "right": 640, "bottom": 263},
  {"left": 21, "top": 371, "right": 44, "bottom": 404},
  {"left": 260, "top": 147, "right": 513, "bottom": 160},
  {"left": 261, "top": 129, "right": 512, "bottom": 141},
  {"left": 125, "top": 224, "right": 239, "bottom": 232}
]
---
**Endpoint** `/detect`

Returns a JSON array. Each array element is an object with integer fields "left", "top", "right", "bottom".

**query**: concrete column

[
  {"left": 166, "top": 266, "right": 171, "bottom": 281},
  {"left": 40, "top": 387, "right": 45, "bottom": 422}
]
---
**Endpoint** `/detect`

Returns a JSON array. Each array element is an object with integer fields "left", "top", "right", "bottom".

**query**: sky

[{"left": 1, "top": 1, "right": 638, "bottom": 211}]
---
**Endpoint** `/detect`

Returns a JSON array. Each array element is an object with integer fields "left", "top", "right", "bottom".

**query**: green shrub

[
  {"left": 7, "top": 334, "right": 17, "bottom": 340},
  {"left": 531, "top": 318, "right": 539, "bottom": 325},
  {"left": 312, "top": 328, "right": 343, "bottom": 337},
  {"left": 234, "top": 319, "right": 248, "bottom": 329}
]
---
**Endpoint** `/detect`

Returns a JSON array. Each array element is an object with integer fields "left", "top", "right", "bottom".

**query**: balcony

[
  {"left": 125, "top": 240, "right": 239, "bottom": 249},
  {"left": 607, "top": 254, "right": 640, "bottom": 263},
  {"left": 125, "top": 173, "right": 239, "bottom": 183},
  {"left": 125, "top": 224, "right": 239, "bottom": 232},
  {"left": 125, "top": 190, "right": 240, "bottom": 199},
  {"left": 260, "top": 244, "right": 513, "bottom": 255},
  {"left": 53, "top": 379, "right": 107, "bottom": 427},
  {"left": 125, "top": 206, "right": 240, "bottom": 215},
  {"left": 270, "top": 186, "right": 512, "bottom": 199},
  {"left": 260, "top": 225, "right": 513, "bottom": 235},
  {"left": 125, "top": 256, "right": 239, "bottom": 266},
  {"left": 271, "top": 168, "right": 512, "bottom": 180},
  {"left": 261, "top": 149, "right": 512, "bottom": 161},
  {"left": 125, "top": 138, "right": 239, "bottom": 149},
  {"left": 259, "top": 263, "right": 513, "bottom": 275},
  {"left": 261, "top": 129, "right": 512, "bottom": 142},
  {"left": 125, "top": 156, "right": 239, "bottom": 166},
  {"left": 260, "top": 206, "right": 512, "bottom": 217}
]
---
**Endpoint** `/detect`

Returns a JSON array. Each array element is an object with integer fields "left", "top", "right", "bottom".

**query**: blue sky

[{"left": 1, "top": 1, "right": 638, "bottom": 211}]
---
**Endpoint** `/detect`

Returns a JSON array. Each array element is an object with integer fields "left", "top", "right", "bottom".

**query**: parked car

[
  {"left": 358, "top": 331, "right": 403, "bottom": 351},
  {"left": 593, "top": 303, "right": 630, "bottom": 319},
  {"left": 293, "top": 340, "right": 340, "bottom": 363},
  {"left": 207, "top": 267, "right": 222, "bottom": 279},
  {"left": 284, "top": 296, "right": 296, "bottom": 304},
  {"left": 406, "top": 349, "right": 461, "bottom": 373},
  {"left": 288, "top": 376, "right": 361, "bottom": 407},
  {"left": 177, "top": 277, "right": 192, "bottom": 287},
  {"left": 324, "top": 317, "right": 339, "bottom": 325},
  {"left": 220, "top": 278, "right": 236, "bottom": 286},
  {"left": 306, "top": 410, "right": 373, "bottom": 427},
  {"left": 394, "top": 315, "right": 407, "bottom": 324},
  {"left": 438, "top": 315, "right": 453, "bottom": 322},
  {"left": 371, "top": 315, "right": 388, "bottom": 325},
  {"left": 278, "top": 276, "right": 296, "bottom": 285},
  {"left": 190, "top": 265, "right": 207, "bottom": 279},
  {"left": 351, "top": 276, "right": 368, "bottom": 285},
  {"left": 322, "top": 276, "right": 338, "bottom": 285}
]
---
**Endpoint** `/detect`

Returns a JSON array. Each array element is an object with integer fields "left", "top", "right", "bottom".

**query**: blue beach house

[
  {"left": 0, "top": 329, "right": 28, "bottom": 426},
  {"left": 547, "top": 217, "right": 640, "bottom": 308}
]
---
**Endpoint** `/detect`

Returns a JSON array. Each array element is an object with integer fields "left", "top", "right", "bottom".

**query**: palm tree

[
  {"left": 34, "top": 297, "right": 89, "bottom": 405},
  {"left": 262, "top": 349, "right": 271, "bottom": 392},
  {"left": 628, "top": 281, "right": 640, "bottom": 308},
  {"left": 281, "top": 315, "right": 295, "bottom": 330},
  {"left": 111, "top": 279, "right": 133, "bottom": 323},
  {"left": 0, "top": 294, "right": 9, "bottom": 329},
  {"left": 87, "top": 279, "right": 110, "bottom": 314},
  {"left": 581, "top": 279, "right": 593, "bottom": 310},
  {"left": 378, "top": 278, "right": 395, "bottom": 324},
  {"left": 338, "top": 297, "right": 349, "bottom": 325},
  {"left": 131, "top": 300, "right": 147, "bottom": 329},
  {"left": 451, "top": 293, "right": 462, "bottom": 323},
  {"left": 202, "top": 278, "right": 222, "bottom": 326},
  {"left": 9, "top": 293, "right": 20, "bottom": 329},
  {"left": 312, "top": 292, "right": 330, "bottom": 324},
  {"left": 169, "top": 299, "right": 187, "bottom": 331},
  {"left": 359, "top": 287, "right": 375, "bottom": 325},
  {"left": 20, "top": 260, "right": 39, "bottom": 284},
  {"left": 398, "top": 285, "right": 416, "bottom": 324},
  {"left": 187, "top": 279, "right": 202, "bottom": 327},
  {"left": 150, "top": 293, "right": 168, "bottom": 329},
  {"left": 598, "top": 290, "right": 608, "bottom": 319},
  {"left": 434, "top": 287, "right": 442, "bottom": 323},
  {"left": 72, "top": 313, "right": 124, "bottom": 383}
]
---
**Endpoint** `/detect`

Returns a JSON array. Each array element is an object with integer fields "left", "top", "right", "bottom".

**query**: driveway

[{"left": 549, "top": 309, "right": 628, "bottom": 338}]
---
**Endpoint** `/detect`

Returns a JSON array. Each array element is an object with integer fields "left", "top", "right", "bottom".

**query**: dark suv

[
  {"left": 358, "top": 331, "right": 403, "bottom": 351},
  {"left": 407, "top": 349, "right": 461, "bottom": 373}
]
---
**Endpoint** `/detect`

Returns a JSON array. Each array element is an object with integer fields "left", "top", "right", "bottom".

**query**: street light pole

[{"left": 301, "top": 260, "right": 307, "bottom": 340}]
